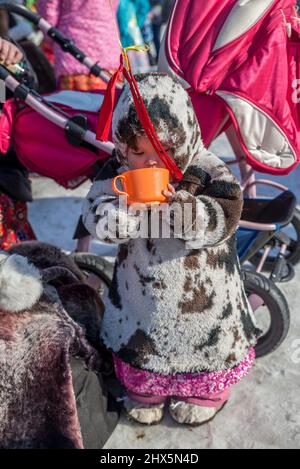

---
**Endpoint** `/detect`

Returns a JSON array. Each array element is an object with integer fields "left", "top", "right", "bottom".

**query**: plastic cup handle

[{"left": 112, "top": 175, "right": 128, "bottom": 197}]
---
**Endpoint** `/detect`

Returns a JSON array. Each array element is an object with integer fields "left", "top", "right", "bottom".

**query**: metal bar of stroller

[
  {"left": 244, "top": 179, "right": 289, "bottom": 193},
  {"left": 0, "top": 64, "right": 114, "bottom": 155},
  {"left": 238, "top": 220, "right": 277, "bottom": 231},
  {"left": 0, "top": 3, "right": 115, "bottom": 85},
  {"left": 0, "top": 2, "right": 40, "bottom": 24}
]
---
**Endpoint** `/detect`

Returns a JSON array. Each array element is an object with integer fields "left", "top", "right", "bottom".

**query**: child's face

[{"left": 127, "top": 135, "right": 173, "bottom": 170}]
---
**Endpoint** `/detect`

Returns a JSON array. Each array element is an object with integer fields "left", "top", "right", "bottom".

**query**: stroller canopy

[{"left": 159, "top": 0, "right": 300, "bottom": 175}]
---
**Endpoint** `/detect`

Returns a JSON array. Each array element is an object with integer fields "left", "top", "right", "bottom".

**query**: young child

[{"left": 82, "top": 73, "right": 259, "bottom": 426}]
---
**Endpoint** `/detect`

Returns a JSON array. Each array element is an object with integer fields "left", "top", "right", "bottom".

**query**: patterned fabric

[
  {"left": 0, "top": 193, "right": 36, "bottom": 250},
  {"left": 59, "top": 73, "right": 115, "bottom": 91},
  {"left": 82, "top": 73, "right": 259, "bottom": 375},
  {"left": 113, "top": 348, "right": 255, "bottom": 397},
  {"left": 37, "top": 0, "right": 121, "bottom": 78}
]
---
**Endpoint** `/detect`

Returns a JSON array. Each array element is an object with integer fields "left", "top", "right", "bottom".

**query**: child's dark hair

[{"left": 115, "top": 73, "right": 185, "bottom": 152}]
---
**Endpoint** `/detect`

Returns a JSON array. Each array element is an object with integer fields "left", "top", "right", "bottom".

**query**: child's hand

[
  {"left": 162, "top": 183, "right": 176, "bottom": 203},
  {"left": 0, "top": 38, "right": 23, "bottom": 65}
]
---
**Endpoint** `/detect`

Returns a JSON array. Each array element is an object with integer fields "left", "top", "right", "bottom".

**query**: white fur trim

[{"left": 0, "top": 255, "right": 43, "bottom": 313}]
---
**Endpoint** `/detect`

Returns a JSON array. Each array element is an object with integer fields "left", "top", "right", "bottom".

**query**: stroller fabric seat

[
  {"left": 236, "top": 228, "right": 259, "bottom": 258},
  {"left": 45, "top": 91, "right": 104, "bottom": 112},
  {"left": 241, "top": 190, "right": 297, "bottom": 226},
  {"left": 158, "top": 0, "right": 300, "bottom": 174}
]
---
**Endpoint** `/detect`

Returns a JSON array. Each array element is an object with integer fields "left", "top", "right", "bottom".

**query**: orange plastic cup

[{"left": 112, "top": 167, "right": 170, "bottom": 205}]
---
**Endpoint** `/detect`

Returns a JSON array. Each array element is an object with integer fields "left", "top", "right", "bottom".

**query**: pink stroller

[
  {"left": 159, "top": 0, "right": 300, "bottom": 178},
  {"left": 158, "top": 0, "right": 300, "bottom": 276},
  {"left": 0, "top": 2, "right": 119, "bottom": 189}
]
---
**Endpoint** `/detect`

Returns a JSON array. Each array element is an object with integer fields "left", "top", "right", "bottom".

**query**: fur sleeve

[
  {"left": 169, "top": 152, "right": 243, "bottom": 249},
  {"left": 82, "top": 179, "right": 143, "bottom": 244}
]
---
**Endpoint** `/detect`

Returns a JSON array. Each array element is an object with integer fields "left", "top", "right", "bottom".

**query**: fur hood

[
  {"left": 112, "top": 73, "right": 204, "bottom": 173},
  {"left": 0, "top": 251, "right": 43, "bottom": 313}
]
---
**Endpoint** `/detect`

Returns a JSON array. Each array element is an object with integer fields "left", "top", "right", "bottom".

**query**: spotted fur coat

[{"left": 82, "top": 73, "right": 259, "bottom": 375}]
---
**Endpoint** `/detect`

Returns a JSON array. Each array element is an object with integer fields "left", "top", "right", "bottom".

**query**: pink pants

[
  {"left": 126, "top": 388, "right": 230, "bottom": 408},
  {"left": 113, "top": 349, "right": 255, "bottom": 407}
]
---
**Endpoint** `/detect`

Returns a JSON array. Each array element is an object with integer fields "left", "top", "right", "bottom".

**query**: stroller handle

[
  {"left": 0, "top": 3, "right": 41, "bottom": 25},
  {"left": 0, "top": 64, "right": 114, "bottom": 156}
]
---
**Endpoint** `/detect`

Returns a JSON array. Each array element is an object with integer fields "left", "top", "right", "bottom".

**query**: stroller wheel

[
  {"left": 270, "top": 261, "right": 295, "bottom": 283},
  {"left": 281, "top": 263, "right": 295, "bottom": 282},
  {"left": 250, "top": 207, "right": 300, "bottom": 273},
  {"left": 71, "top": 252, "right": 113, "bottom": 300},
  {"left": 242, "top": 269, "right": 290, "bottom": 358}
]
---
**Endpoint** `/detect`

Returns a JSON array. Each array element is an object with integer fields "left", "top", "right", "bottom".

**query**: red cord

[{"left": 97, "top": 55, "right": 183, "bottom": 183}]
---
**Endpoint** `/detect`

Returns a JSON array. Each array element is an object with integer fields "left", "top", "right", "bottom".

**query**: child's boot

[
  {"left": 169, "top": 392, "right": 229, "bottom": 426},
  {"left": 123, "top": 393, "right": 166, "bottom": 425}
]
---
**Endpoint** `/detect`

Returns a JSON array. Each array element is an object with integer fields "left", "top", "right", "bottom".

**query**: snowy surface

[{"left": 28, "top": 135, "right": 300, "bottom": 449}]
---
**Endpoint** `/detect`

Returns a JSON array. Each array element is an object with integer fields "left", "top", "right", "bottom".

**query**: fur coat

[
  {"left": 82, "top": 73, "right": 259, "bottom": 375},
  {"left": 0, "top": 242, "right": 104, "bottom": 449}
]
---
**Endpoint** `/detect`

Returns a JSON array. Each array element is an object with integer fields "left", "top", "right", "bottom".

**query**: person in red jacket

[{"left": 0, "top": 37, "right": 36, "bottom": 250}]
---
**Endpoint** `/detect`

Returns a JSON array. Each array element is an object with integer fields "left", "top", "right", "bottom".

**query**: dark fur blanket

[{"left": 0, "top": 242, "right": 105, "bottom": 449}]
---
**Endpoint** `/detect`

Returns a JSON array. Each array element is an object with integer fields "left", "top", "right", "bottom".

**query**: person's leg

[
  {"left": 70, "top": 357, "right": 120, "bottom": 449},
  {"left": 0, "top": 192, "right": 36, "bottom": 250},
  {"left": 112, "top": 354, "right": 167, "bottom": 425},
  {"left": 123, "top": 390, "right": 167, "bottom": 425},
  {"left": 72, "top": 215, "right": 92, "bottom": 252},
  {"left": 75, "top": 236, "right": 92, "bottom": 253},
  {"left": 169, "top": 389, "right": 230, "bottom": 426},
  {"left": 152, "top": 23, "right": 161, "bottom": 58}
]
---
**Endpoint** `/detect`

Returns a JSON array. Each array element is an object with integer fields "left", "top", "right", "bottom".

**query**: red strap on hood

[
  {"left": 96, "top": 60, "right": 124, "bottom": 142},
  {"left": 96, "top": 55, "right": 183, "bottom": 183}
]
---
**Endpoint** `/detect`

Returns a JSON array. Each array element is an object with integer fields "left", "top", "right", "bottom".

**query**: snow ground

[{"left": 28, "top": 135, "right": 300, "bottom": 449}]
